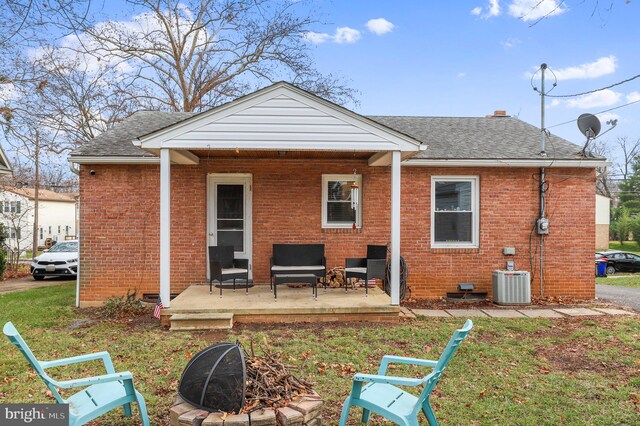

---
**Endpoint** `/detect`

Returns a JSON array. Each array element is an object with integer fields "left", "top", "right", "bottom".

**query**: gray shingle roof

[
  {"left": 72, "top": 110, "right": 588, "bottom": 161},
  {"left": 71, "top": 111, "right": 195, "bottom": 157},
  {"left": 366, "top": 116, "right": 585, "bottom": 160}
]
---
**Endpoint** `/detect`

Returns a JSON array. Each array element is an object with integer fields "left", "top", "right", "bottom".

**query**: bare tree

[
  {"left": 75, "top": 0, "right": 356, "bottom": 112},
  {"left": 590, "top": 139, "right": 615, "bottom": 198},
  {"left": 0, "top": 1, "right": 91, "bottom": 46},
  {"left": 0, "top": 66, "right": 78, "bottom": 257},
  {"left": 521, "top": 1, "right": 631, "bottom": 27},
  {"left": 614, "top": 137, "right": 640, "bottom": 182}
]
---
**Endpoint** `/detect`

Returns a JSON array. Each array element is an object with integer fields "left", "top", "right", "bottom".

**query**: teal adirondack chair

[
  {"left": 339, "top": 319, "right": 473, "bottom": 426},
  {"left": 3, "top": 322, "right": 150, "bottom": 426}
]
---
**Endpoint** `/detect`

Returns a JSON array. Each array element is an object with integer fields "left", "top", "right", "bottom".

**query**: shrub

[{"left": 102, "top": 289, "right": 147, "bottom": 319}]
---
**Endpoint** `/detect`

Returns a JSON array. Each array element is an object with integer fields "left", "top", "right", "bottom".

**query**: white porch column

[
  {"left": 390, "top": 150, "right": 401, "bottom": 305},
  {"left": 160, "top": 148, "right": 171, "bottom": 307}
]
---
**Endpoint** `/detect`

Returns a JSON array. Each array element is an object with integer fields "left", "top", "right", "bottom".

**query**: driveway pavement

[
  {"left": 0, "top": 276, "right": 75, "bottom": 294},
  {"left": 596, "top": 284, "right": 640, "bottom": 312}
]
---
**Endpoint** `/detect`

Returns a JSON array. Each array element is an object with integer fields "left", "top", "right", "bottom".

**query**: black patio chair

[
  {"left": 208, "top": 246, "right": 249, "bottom": 297},
  {"left": 345, "top": 245, "right": 387, "bottom": 296}
]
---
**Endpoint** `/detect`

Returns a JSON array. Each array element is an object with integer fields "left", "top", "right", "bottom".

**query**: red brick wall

[{"left": 78, "top": 161, "right": 595, "bottom": 305}]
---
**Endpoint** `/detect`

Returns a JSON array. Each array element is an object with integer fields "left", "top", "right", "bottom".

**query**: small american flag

[{"left": 153, "top": 298, "right": 164, "bottom": 319}]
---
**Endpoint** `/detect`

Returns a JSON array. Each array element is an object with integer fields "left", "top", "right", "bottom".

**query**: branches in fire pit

[{"left": 240, "top": 343, "right": 315, "bottom": 414}]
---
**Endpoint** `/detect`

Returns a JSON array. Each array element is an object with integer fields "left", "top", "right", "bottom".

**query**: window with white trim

[
  {"left": 322, "top": 174, "right": 362, "bottom": 228},
  {"left": 431, "top": 176, "right": 479, "bottom": 248}
]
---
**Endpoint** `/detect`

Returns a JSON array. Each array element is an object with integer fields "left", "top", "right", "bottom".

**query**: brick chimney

[{"left": 487, "top": 110, "right": 509, "bottom": 118}]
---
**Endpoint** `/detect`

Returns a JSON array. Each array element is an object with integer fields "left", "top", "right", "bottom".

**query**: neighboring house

[
  {"left": 69, "top": 82, "right": 605, "bottom": 308},
  {"left": 595, "top": 194, "right": 611, "bottom": 250},
  {"left": 0, "top": 187, "right": 77, "bottom": 252}
]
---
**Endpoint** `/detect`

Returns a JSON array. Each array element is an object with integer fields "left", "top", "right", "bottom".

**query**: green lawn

[
  {"left": 597, "top": 275, "right": 640, "bottom": 288},
  {"left": 1, "top": 284, "right": 639, "bottom": 425},
  {"left": 607, "top": 241, "right": 640, "bottom": 254}
]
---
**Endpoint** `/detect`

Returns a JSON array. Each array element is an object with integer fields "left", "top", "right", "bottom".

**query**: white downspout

[
  {"left": 390, "top": 150, "right": 401, "bottom": 305},
  {"left": 160, "top": 148, "right": 171, "bottom": 307}
]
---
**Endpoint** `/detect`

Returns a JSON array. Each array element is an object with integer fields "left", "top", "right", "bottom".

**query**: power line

[
  {"left": 534, "top": 73, "right": 640, "bottom": 98},
  {"left": 546, "top": 98, "right": 640, "bottom": 129}
]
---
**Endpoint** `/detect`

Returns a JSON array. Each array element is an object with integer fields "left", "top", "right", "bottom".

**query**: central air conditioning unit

[{"left": 492, "top": 271, "right": 531, "bottom": 305}]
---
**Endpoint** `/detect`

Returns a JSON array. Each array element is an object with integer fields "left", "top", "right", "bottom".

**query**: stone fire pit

[{"left": 170, "top": 392, "right": 324, "bottom": 426}]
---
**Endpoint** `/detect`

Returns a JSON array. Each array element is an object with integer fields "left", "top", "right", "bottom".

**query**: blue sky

[{"left": 296, "top": 0, "right": 639, "bottom": 159}]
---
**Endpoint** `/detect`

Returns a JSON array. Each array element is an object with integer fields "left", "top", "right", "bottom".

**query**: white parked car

[{"left": 30, "top": 240, "right": 78, "bottom": 280}]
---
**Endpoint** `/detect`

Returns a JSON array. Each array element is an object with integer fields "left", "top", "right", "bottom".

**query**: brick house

[{"left": 69, "top": 82, "right": 604, "bottom": 308}]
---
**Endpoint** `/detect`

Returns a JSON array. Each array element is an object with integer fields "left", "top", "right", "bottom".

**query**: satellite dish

[{"left": 577, "top": 113, "right": 601, "bottom": 138}]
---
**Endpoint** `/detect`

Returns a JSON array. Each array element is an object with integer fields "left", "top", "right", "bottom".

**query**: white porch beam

[
  {"left": 368, "top": 151, "right": 392, "bottom": 167},
  {"left": 170, "top": 149, "right": 200, "bottom": 165},
  {"left": 160, "top": 148, "right": 171, "bottom": 308},
  {"left": 390, "top": 150, "right": 401, "bottom": 305}
]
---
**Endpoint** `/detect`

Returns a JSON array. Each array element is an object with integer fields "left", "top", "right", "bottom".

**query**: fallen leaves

[{"left": 313, "top": 361, "right": 356, "bottom": 377}]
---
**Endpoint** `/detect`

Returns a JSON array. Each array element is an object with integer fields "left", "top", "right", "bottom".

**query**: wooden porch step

[{"left": 169, "top": 312, "right": 234, "bottom": 331}]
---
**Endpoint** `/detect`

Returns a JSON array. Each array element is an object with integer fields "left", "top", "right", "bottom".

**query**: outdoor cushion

[
  {"left": 344, "top": 267, "right": 367, "bottom": 274},
  {"left": 221, "top": 268, "right": 248, "bottom": 274},
  {"left": 271, "top": 265, "right": 325, "bottom": 271}
]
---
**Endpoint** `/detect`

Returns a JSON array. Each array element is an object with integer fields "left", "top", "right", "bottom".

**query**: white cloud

[
  {"left": 487, "top": 0, "right": 501, "bottom": 17},
  {"left": 627, "top": 91, "right": 640, "bottom": 102},
  {"left": 472, "top": 1, "right": 501, "bottom": 19},
  {"left": 566, "top": 89, "right": 621, "bottom": 109},
  {"left": 457, "top": 72, "right": 466, "bottom": 78},
  {"left": 334, "top": 27, "right": 361, "bottom": 43},
  {"left": 366, "top": 18, "right": 394, "bottom": 35},
  {"left": 304, "top": 27, "right": 361, "bottom": 44},
  {"left": 508, "top": 0, "right": 568, "bottom": 22},
  {"left": 548, "top": 99, "right": 561, "bottom": 108},
  {"left": 500, "top": 37, "right": 520, "bottom": 49},
  {"left": 303, "top": 31, "right": 331, "bottom": 44},
  {"left": 552, "top": 56, "right": 617, "bottom": 80}
]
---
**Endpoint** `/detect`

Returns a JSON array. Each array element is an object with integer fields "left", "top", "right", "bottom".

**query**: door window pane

[
  {"left": 217, "top": 230, "right": 243, "bottom": 251},
  {"left": 216, "top": 184, "right": 244, "bottom": 252}
]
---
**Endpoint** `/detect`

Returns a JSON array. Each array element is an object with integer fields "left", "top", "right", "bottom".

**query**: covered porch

[
  {"left": 161, "top": 284, "right": 399, "bottom": 329},
  {"left": 132, "top": 83, "right": 424, "bottom": 316}
]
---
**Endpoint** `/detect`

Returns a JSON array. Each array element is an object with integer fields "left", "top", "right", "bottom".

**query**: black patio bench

[{"left": 270, "top": 244, "right": 326, "bottom": 301}]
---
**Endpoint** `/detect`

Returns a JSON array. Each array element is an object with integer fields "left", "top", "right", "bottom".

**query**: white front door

[{"left": 207, "top": 174, "right": 252, "bottom": 278}]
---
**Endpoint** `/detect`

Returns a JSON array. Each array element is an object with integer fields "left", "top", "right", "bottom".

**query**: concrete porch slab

[
  {"left": 482, "top": 309, "right": 526, "bottom": 318},
  {"left": 163, "top": 284, "right": 400, "bottom": 327},
  {"left": 554, "top": 308, "right": 604, "bottom": 317}
]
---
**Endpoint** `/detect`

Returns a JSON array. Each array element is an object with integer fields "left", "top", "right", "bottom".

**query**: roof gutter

[
  {"left": 68, "top": 156, "right": 160, "bottom": 165},
  {"left": 404, "top": 158, "right": 610, "bottom": 168}
]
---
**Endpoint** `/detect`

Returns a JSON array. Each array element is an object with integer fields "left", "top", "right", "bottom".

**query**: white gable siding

[{"left": 169, "top": 95, "right": 389, "bottom": 149}]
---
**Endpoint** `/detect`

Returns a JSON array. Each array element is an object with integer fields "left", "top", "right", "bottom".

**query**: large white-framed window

[
  {"left": 322, "top": 174, "right": 362, "bottom": 228},
  {"left": 431, "top": 176, "right": 479, "bottom": 248}
]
